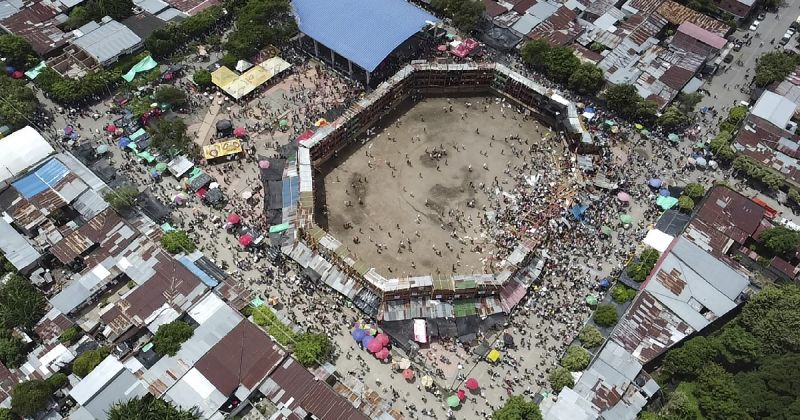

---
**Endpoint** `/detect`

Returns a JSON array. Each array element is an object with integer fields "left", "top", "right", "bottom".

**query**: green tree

[
  {"left": 604, "top": 84, "right": 642, "bottom": 119},
  {"left": 64, "top": 0, "right": 134, "bottom": 29},
  {"left": 429, "top": 0, "right": 485, "bottom": 33},
  {"left": 103, "top": 184, "right": 139, "bottom": 212},
  {"left": 0, "top": 35, "right": 36, "bottom": 68},
  {"left": 72, "top": 347, "right": 110, "bottom": 377},
  {"left": 160, "top": 230, "right": 197, "bottom": 254},
  {"left": 734, "top": 352, "right": 800, "bottom": 419},
  {"left": 154, "top": 85, "right": 188, "bottom": 109},
  {"left": 789, "top": 189, "right": 800, "bottom": 206},
  {"left": 153, "top": 320, "right": 194, "bottom": 356},
  {"left": 548, "top": 367, "right": 574, "bottom": 392},
  {"left": 10, "top": 380, "right": 51, "bottom": 417},
  {"left": 657, "top": 106, "right": 690, "bottom": 131},
  {"left": 0, "top": 408, "right": 16, "bottom": 420},
  {"left": 193, "top": 69, "right": 213, "bottom": 88},
  {"left": 759, "top": 226, "right": 800, "bottom": 257},
  {"left": 64, "top": 6, "right": 93, "bottom": 29},
  {"left": 727, "top": 106, "right": 748, "bottom": 125},
  {"left": 661, "top": 388, "right": 700, "bottom": 420},
  {"left": 59, "top": 326, "right": 80, "bottom": 344},
  {"left": 694, "top": 363, "right": 748, "bottom": 420},
  {"left": 560, "top": 346, "right": 590, "bottom": 371},
  {"left": 293, "top": 332, "right": 333, "bottom": 367},
  {"left": 149, "top": 118, "right": 191, "bottom": 155},
  {"left": 225, "top": 0, "right": 297, "bottom": 59},
  {"left": 627, "top": 248, "right": 660, "bottom": 282},
  {"left": 568, "top": 63, "right": 605, "bottom": 95},
  {"left": 683, "top": 183, "right": 705, "bottom": 200},
  {"left": 678, "top": 195, "right": 695, "bottom": 212},
  {"left": 611, "top": 284, "right": 637, "bottom": 303},
  {"left": 715, "top": 324, "right": 761, "bottom": 366},
  {"left": 662, "top": 336, "right": 717, "bottom": 379},
  {"left": 739, "top": 285, "right": 800, "bottom": 353},
  {"left": 754, "top": 52, "right": 800, "bottom": 88},
  {"left": 0, "top": 330, "right": 24, "bottom": 368},
  {"left": 593, "top": 304, "right": 618, "bottom": 327},
  {"left": 544, "top": 46, "right": 580, "bottom": 84},
  {"left": 710, "top": 130, "right": 735, "bottom": 161},
  {"left": 578, "top": 326, "right": 603, "bottom": 348},
  {"left": 675, "top": 92, "right": 703, "bottom": 113},
  {"left": 46, "top": 373, "right": 68, "bottom": 390},
  {"left": 108, "top": 395, "right": 199, "bottom": 420},
  {"left": 0, "top": 274, "right": 46, "bottom": 331},
  {"left": 0, "top": 77, "right": 39, "bottom": 129},
  {"left": 492, "top": 395, "right": 542, "bottom": 420},
  {"left": 520, "top": 39, "right": 550, "bottom": 70}
]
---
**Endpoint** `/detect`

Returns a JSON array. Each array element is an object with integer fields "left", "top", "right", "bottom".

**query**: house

[
  {"left": 0, "top": 1, "right": 70, "bottom": 56},
  {"left": 672, "top": 22, "right": 727, "bottom": 57},
  {"left": 71, "top": 17, "right": 143, "bottom": 67},
  {"left": 713, "top": 0, "right": 756, "bottom": 19},
  {"left": 69, "top": 355, "right": 149, "bottom": 419}
]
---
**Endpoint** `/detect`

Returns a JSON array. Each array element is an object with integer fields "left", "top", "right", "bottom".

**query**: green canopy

[
  {"left": 604, "top": 119, "right": 616, "bottom": 126},
  {"left": 250, "top": 297, "right": 265, "bottom": 307},
  {"left": 137, "top": 151, "right": 156, "bottom": 163},
  {"left": 446, "top": 33, "right": 456, "bottom": 40},
  {"left": 619, "top": 213, "right": 634, "bottom": 224},
  {"left": 279, "top": 119, "right": 289, "bottom": 127},
  {"left": 668, "top": 133, "right": 680, "bottom": 142},
  {"left": 640, "top": 129, "right": 650, "bottom": 137},
  {"left": 130, "top": 128, "right": 147, "bottom": 141},
  {"left": 188, "top": 167, "right": 204, "bottom": 181},
  {"left": 141, "top": 342, "right": 154, "bottom": 352},
  {"left": 586, "top": 294, "right": 598, "bottom": 305},
  {"left": 127, "top": 142, "right": 138, "bottom": 151},
  {"left": 122, "top": 55, "right": 158, "bottom": 82},
  {"left": 161, "top": 223, "right": 175, "bottom": 232},
  {"left": 601, "top": 225, "right": 613, "bottom": 236},
  {"left": 155, "top": 162, "right": 168, "bottom": 173},
  {"left": 656, "top": 195, "right": 679, "bottom": 210},
  {"left": 446, "top": 395, "right": 460, "bottom": 407},
  {"left": 24, "top": 61, "right": 46, "bottom": 79},
  {"left": 269, "top": 223, "right": 291, "bottom": 233},
  {"left": 694, "top": 142, "right": 706, "bottom": 149},
  {"left": 634, "top": 123, "right": 644, "bottom": 130}
]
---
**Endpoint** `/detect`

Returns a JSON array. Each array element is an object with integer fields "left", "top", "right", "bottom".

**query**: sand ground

[{"left": 319, "top": 96, "right": 553, "bottom": 278}]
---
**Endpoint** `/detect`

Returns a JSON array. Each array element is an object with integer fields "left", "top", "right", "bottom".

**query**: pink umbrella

[
  {"left": 105, "top": 124, "right": 117, "bottom": 133},
  {"left": 457, "top": 389, "right": 466, "bottom": 401},
  {"left": 234, "top": 127, "right": 247, "bottom": 137},
  {"left": 227, "top": 214, "right": 241, "bottom": 224},
  {"left": 367, "top": 338, "right": 383, "bottom": 353},
  {"left": 11, "top": 70, "right": 23, "bottom": 79},
  {"left": 375, "top": 348, "right": 390, "bottom": 360},
  {"left": 465, "top": 378, "right": 479, "bottom": 391},
  {"left": 616, "top": 191, "right": 631, "bottom": 202},
  {"left": 402, "top": 368, "right": 415, "bottom": 380},
  {"left": 259, "top": 160, "right": 270, "bottom": 169},
  {"left": 239, "top": 234, "right": 253, "bottom": 246},
  {"left": 375, "top": 333, "right": 390, "bottom": 346},
  {"left": 437, "top": 45, "right": 447, "bottom": 52}
]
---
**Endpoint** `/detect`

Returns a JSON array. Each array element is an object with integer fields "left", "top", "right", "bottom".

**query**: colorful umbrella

[
  {"left": 118, "top": 137, "right": 130, "bottom": 148},
  {"left": 155, "top": 162, "right": 168, "bottom": 173},
  {"left": 239, "top": 234, "right": 253, "bottom": 246},
  {"left": 105, "top": 124, "right": 117, "bottom": 133},
  {"left": 64, "top": 126, "right": 73, "bottom": 135},
  {"left": 634, "top": 123, "right": 644, "bottom": 130},
  {"left": 447, "top": 395, "right": 460, "bottom": 408},
  {"left": 659, "top": 188, "right": 670, "bottom": 197},
  {"left": 95, "top": 144, "right": 109, "bottom": 154},
  {"left": 398, "top": 358, "right": 411, "bottom": 370},
  {"left": 259, "top": 160, "right": 270, "bottom": 169},
  {"left": 402, "top": 368, "right": 415, "bottom": 380},
  {"left": 367, "top": 339, "right": 383, "bottom": 353},
  {"left": 375, "top": 333, "right": 390, "bottom": 346},
  {"left": 601, "top": 225, "right": 613, "bottom": 236},
  {"left": 278, "top": 119, "right": 289, "bottom": 128},
  {"left": 586, "top": 294, "right": 598, "bottom": 305},
  {"left": 11, "top": 70, "right": 23, "bottom": 79},
  {"left": 648, "top": 178, "right": 662, "bottom": 188},
  {"left": 656, "top": 195, "right": 679, "bottom": 210},
  {"left": 420, "top": 375, "right": 434, "bottom": 388},
  {"left": 619, "top": 213, "right": 634, "bottom": 225},
  {"left": 695, "top": 157, "right": 707, "bottom": 167},
  {"left": 616, "top": 191, "right": 631, "bottom": 202},
  {"left": 351, "top": 329, "right": 367, "bottom": 341},
  {"left": 361, "top": 335, "right": 374, "bottom": 349},
  {"left": 457, "top": 389, "right": 466, "bottom": 401},
  {"left": 668, "top": 133, "right": 680, "bottom": 142},
  {"left": 227, "top": 214, "right": 241, "bottom": 224},
  {"left": 233, "top": 127, "right": 247, "bottom": 137},
  {"left": 375, "top": 348, "right": 390, "bottom": 360},
  {"left": 465, "top": 378, "right": 479, "bottom": 391}
]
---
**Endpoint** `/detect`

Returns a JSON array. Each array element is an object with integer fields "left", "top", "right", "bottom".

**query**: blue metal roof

[
  {"left": 12, "top": 158, "right": 70, "bottom": 199},
  {"left": 178, "top": 255, "right": 219, "bottom": 287},
  {"left": 292, "top": 0, "right": 438, "bottom": 72}
]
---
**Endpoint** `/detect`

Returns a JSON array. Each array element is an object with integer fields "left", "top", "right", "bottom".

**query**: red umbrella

[
  {"left": 457, "top": 389, "right": 466, "bottom": 401},
  {"left": 234, "top": 127, "right": 247, "bottom": 137},
  {"left": 227, "top": 214, "right": 241, "bottom": 224},
  {"left": 105, "top": 124, "right": 117, "bottom": 133},
  {"left": 375, "top": 348, "right": 390, "bottom": 360},
  {"left": 239, "top": 234, "right": 253, "bottom": 246},
  {"left": 11, "top": 70, "right": 23, "bottom": 79},
  {"left": 367, "top": 338, "right": 383, "bottom": 353},
  {"left": 402, "top": 368, "right": 415, "bottom": 380},
  {"left": 375, "top": 333, "right": 390, "bottom": 346},
  {"left": 465, "top": 378, "right": 479, "bottom": 391}
]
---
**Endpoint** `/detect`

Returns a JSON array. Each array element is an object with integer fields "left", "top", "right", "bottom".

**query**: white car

[{"left": 750, "top": 20, "right": 761, "bottom": 31}]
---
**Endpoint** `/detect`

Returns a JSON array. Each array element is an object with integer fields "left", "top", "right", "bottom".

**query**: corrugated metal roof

[
  {"left": 751, "top": 91, "right": 798, "bottom": 131},
  {"left": 292, "top": 0, "right": 437, "bottom": 72},
  {"left": 72, "top": 17, "right": 142, "bottom": 65},
  {"left": 0, "top": 217, "right": 41, "bottom": 270},
  {"left": 69, "top": 355, "right": 124, "bottom": 405}
]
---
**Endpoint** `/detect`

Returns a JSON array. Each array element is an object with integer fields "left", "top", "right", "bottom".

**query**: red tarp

[
  {"left": 451, "top": 38, "right": 479, "bottom": 58},
  {"left": 296, "top": 130, "right": 315, "bottom": 143}
]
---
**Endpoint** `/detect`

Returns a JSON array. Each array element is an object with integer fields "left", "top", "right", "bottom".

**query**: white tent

[
  {"left": 0, "top": 126, "right": 54, "bottom": 184},
  {"left": 642, "top": 229, "right": 674, "bottom": 253}
]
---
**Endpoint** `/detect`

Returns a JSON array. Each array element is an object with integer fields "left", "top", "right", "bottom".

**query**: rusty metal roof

[
  {"left": 694, "top": 186, "right": 765, "bottom": 244},
  {"left": 656, "top": 0, "right": 730, "bottom": 37},
  {"left": 527, "top": 6, "right": 582, "bottom": 46},
  {"left": 0, "top": 2, "right": 69, "bottom": 55}
]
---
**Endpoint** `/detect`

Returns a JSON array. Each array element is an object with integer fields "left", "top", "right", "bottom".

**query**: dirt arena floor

[{"left": 319, "top": 96, "right": 553, "bottom": 278}]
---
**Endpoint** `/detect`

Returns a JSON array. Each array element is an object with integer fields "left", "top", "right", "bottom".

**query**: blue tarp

[
  {"left": 292, "top": 0, "right": 438, "bottom": 72},
  {"left": 570, "top": 204, "right": 589, "bottom": 221},
  {"left": 12, "top": 159, "right": 70, "bottom": 199},
  {"left": 282, "top": 176, "right": 300, "bottom": 208},
  {"left": 177, "top": 255, "right": 219, "bottom": 287}
]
